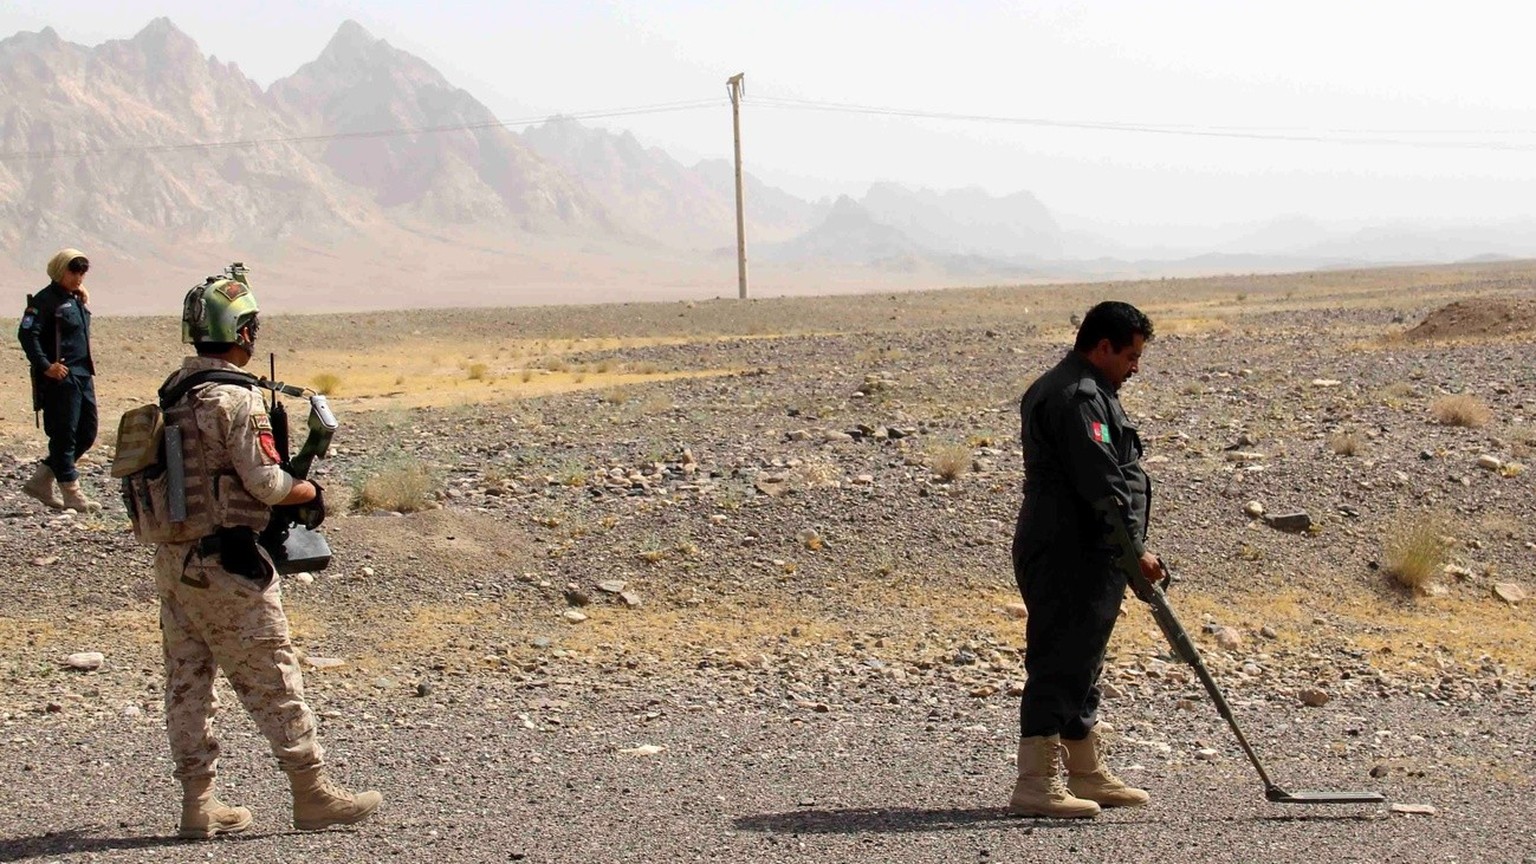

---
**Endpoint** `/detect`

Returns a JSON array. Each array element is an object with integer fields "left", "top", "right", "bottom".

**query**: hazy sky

[{"left": 7, "top": 1, "right": 1536, "bottom": 238}]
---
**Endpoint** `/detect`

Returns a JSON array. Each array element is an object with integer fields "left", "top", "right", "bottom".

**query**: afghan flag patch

[{"left": 1090, "top": 421, "right": 1111, "bottom": 444}]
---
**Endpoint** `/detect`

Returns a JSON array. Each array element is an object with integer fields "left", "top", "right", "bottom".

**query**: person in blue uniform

[{"left": 17, "top": 248, "right": 100, "bottom": 512}]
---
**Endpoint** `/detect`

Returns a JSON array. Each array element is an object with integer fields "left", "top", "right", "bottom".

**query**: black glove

[{"left": 293, "top": 480, "right": 326, "bottom": 530}]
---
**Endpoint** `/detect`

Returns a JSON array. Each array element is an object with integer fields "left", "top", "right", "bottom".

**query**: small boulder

[
  {"left": 1493, "top": 582, "right": 1526, "bottom": 606},
  {"left": 1212, "top": 627, "right": 1244, "bottom": 651},
  {"left": 64, "top": 652, "right": 103, "bottom": 672},
  {"left": 1298, "top": 687, "right": 1330, "bottom": 707},
  {"left": 1263, "top": 511, "right": 1313, "bottom": 533}
]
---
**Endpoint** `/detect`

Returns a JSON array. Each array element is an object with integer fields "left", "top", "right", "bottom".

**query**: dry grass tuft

[
  {"left": 928, "top": 443, "right": 973, "bottom": 482},
  {"left": 1431, "top": 394, "right": 1491, "bottom": 428},
  {"left": 1328, "top": 431, "right": 1363, "bottom": 456},
  {"left": 354, "top": 452, "right": 438, "bottom": 513},
  {"left": 466, "top": 362, "right": 489, "bottom": 381},
  {"left": 310, "top": 372, "right": 343, "bottom": 395},
  {"left": 1382, "top": 512, "right": 1449, "bottom": 593}
]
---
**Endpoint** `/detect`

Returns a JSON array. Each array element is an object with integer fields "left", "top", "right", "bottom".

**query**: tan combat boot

[
  {"left": 287, "top": 767, "right": 382, "bottom": 831},
  {"left": 21, "top": 463, "right": 64, "bottom": 510},
  {"left": 1008, "top": 734, "right": 1101, "bottom": 818},
  {"left": 58, "top": 480, "right": 100, "bottom": 513},
  {"left": 178, "top": 776, "right": 253, "bottom": 839},
  {"left": 1063, "top": 724, "right": 1150, "bottom": 808}
]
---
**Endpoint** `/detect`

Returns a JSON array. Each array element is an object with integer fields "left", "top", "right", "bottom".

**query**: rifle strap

[{"left": 158, "top": 370, "right": 257, "bottom": 410}]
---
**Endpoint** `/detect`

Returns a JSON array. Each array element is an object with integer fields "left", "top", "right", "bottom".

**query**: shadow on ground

[
  {"left": 733, "top": 806, "right": 1382, "bottom": 835},
  {"left": 0, "top": 826, "right": 239, "bottom": 862},
  {"left": 735, "top": 806, "right": 1081, "bottom": 834}
]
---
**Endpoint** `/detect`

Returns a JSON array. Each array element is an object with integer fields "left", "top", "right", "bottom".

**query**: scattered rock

[
  {"left": 1243, "top": 500, "right": 1265, "bottom": 518},
  {"left": 618, "top": 744, "right": 666, "bottom": 757},
  {"left": 416, "top": 681, "right": 434, "bottom": 698},
  {"left": 1370, "top": 763, "right": 1389, "bottom": 778},
  {"left": 1477, "top": 455, "right": 1503, "bottom": 472},
  {"left": 31, "top": 556, "right": 59, "bottom": 567},
  {"left": 304, "top": 656, "right": 346, "bottom": 671},
  {"left": 1493, "top": 582, "right": 1526, "bottom": 606},
  {"left": 755, "top": 475, "right": 790, "bottom": 498},
  {"left": 1263, "top": 511, "right": 1313, "bottom": 533},
  {"left": 620, "top": 590, "right": 644, "bottom": 608},
  {"left": 1212, "top": 627, "right": 1243, "bottom": 651},
  {"left": 1389, "top": 803, "right": 1437, "bottom": 816},
  {"left": 1299, "top": 687, "right": 1330, "bottom": 707},
  {"left": 1003, "top": 602, "right": 1028, "bottom": 620},
  {"left": 1195, "top": 748, "right": 1219, "bottom": 761},
  {"left": 563, "top": 610, "right": 588, "bottom": 624},
  {"left": 596, "top": 579, "right": 627, "bottom": 594},
  {"left": 563, "top": 584, "right": 591, "bottom": 607},
  {"left": 1311, "top": 378, "right": 1342, "bottom": 388},
  {"left": 1259, "top": 625, "right": 1278, "bottom": 639},
  {"left": 1225, "top": 451, "right": 1267, "bottom": 464},
  {"left": 64, "top": 652, "right": 103, "bottom": 671}
]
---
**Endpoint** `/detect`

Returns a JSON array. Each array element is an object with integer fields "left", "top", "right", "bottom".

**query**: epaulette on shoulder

[{"left": 1068, "top": 374, "right": 1098, "bottom": 399}]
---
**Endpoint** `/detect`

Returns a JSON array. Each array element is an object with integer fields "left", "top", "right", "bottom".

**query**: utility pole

[{"left": 727, "top": 73, "right": 747, "bottom": 299}]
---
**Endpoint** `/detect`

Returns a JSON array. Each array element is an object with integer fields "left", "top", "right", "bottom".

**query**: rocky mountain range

[{"left": 0, "top": 18, "right": 1531, "bottom": 312}]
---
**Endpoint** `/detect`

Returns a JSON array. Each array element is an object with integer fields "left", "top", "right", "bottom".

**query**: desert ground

[{"left": 1, "top": 262, "right": 1534, "bottom": 863}]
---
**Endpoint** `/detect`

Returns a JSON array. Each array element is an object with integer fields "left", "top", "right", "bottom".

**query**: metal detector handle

[{"left": 288, "top": 395, "right": 337, "bottom": 480}]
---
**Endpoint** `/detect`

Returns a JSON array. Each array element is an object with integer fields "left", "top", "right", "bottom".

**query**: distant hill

[
  {"left": 520, "top": 117, "right": 821, "bottom": 248},
  {"left": 859, "top": 182, "right": 1062, "bottom": 259},
  {"left": 3, "top": 16, "right": 1531, "bottom": 312},
  {"left": 0, "top": 20, "right": 360, "bottom": 265},
  {"left": 271, "top": 22, "right": 610, "bottom": 230}
]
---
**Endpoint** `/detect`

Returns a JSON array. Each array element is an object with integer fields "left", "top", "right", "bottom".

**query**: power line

[
  {"left": 750, "top": 95, "right": 1536, "bottom": 152},
  {"left": 7, "top": 88, "right": 1535, "bottom": 163},
  {"left": 0, "top": 99, "right": 727, "bottom": 162}
]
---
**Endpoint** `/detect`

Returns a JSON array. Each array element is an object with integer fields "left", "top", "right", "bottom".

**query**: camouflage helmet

[{"left": 182, "top": 263, "right": 260, "bottom": 349}]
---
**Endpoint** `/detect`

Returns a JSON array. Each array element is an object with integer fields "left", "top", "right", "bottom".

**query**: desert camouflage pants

[{"left": 154, "top": 541, "right": 324, "bottom": 780}]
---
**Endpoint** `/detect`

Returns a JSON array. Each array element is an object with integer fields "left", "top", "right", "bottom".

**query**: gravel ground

[
  {"left": 2, "top": 682, "right": 1532, "bottom": 863},
  {"left": 3, "top": 268, "right": 1536, "bottom": 862}
]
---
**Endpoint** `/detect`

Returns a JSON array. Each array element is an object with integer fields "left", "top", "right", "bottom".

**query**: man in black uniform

[
  {"left": 17, "top": 248, "right": 100, "bottom": 512},
  {"left": 1008, "top": 300, "right": 1160, "bottom": 818}
]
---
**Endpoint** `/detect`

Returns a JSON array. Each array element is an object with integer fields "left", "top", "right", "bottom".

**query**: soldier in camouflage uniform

[
  {"left": 155, "top": 269, "right": 381, "bottom": 838},
  {"left": 1008, "top": 301, "right": 1161, "bottom": 818}
]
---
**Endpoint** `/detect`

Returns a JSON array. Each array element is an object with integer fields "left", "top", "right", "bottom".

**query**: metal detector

[
  {"left": 1092, "top": 499, "right": 1385, "bottom": 804},
  {"left": 1133, "top": 560, "right": 1386, "bottom": 805}
]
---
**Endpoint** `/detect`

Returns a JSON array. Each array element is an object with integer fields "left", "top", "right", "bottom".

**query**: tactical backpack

[{"left": 113, "top": 370, "right": 258, "bottom": 544}]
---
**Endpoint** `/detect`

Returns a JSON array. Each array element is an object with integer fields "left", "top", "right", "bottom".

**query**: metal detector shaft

[
  {"left": 1131, "top": 565, "right": 1281, "bottom": 792},
  {"left": 1131, "top": 561, "right": 1386, "bottom": 805},
  {"left": 1095, "top": 499, "right": 1384, "bottom": 804}
]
